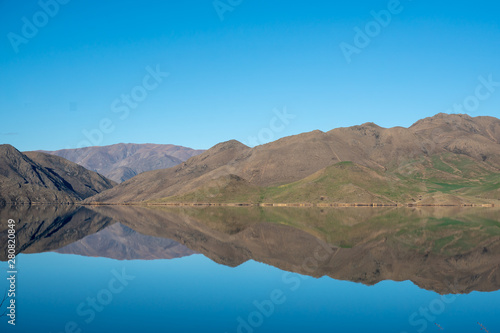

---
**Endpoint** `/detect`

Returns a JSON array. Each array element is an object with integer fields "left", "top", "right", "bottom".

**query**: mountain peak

[
  {"left": 410, "top": 113, "right": 474, "bottom": 128},
  {"left": 209, "top": 140, "right": 248, "bottom": 152},
  {"left": 360, "top": 122, "right": 381, "bottom": 128},
  {"left": 0, "top": 144, "right": 20, "bottom": 154},
  {"left": 40, "top": 143, "right": 205, "bottom": 183}
]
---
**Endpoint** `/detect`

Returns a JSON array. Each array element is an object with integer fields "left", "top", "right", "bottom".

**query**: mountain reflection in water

[{"left": 1, "top": 204, "right": 499, "bottom": 295}]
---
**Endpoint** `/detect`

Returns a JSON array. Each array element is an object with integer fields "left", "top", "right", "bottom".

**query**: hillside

[
  {"left": 40, "top": 143, "right": 205, "bottom": 183},
  {"left": 0, "top": 145, "right": 115, "bottom": 204},
  {"left": 86, "top": 114, "right": 500, "bottom": 205},
  {"left": 85, "top": 140, "right": 251, "bottom": 203}
]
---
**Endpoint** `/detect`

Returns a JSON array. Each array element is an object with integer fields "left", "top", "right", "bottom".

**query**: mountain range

[
  {"left": 85, "top": 113, "right": 500, "bottom": 206},
  {"left": 39, "top": 143, "right": 205, "bottom": 183},
  {"left": 1, "top": 113, "right": 499, "bottom": 205}
]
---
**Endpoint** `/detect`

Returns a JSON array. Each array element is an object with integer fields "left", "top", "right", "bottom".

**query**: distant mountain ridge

[
  {"left": 86, "top": 113, "right": 500, "bottom": 205},
  {"left": 39, "top": 143, "right": 205, "bottom": 183}
]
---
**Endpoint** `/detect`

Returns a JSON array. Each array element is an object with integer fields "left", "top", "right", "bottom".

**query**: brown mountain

[
  {"left": 86, "top": 113, "right": 500, "bottom": 205},
  {"left": 0, "top": 144, "right": 115, "bottom": 204},
  {"left": 85, "top": 140, "right": 251, "bottom": 202},
  {"left": 39, "top": 143, "right": 205, "bottom": 183}
]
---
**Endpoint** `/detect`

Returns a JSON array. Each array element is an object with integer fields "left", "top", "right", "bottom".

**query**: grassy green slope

[
  {"left": 389, "top": 153, "right": 500, "bottom": 203},
  {"left": 260, "top": 161, "right": 416, "bottom": 204},
  {"left": 148, "top": 154, "right": 499, "bottom": 205},
  {"left": 149, "top": 174, "right": 263, "bottom": 204}
]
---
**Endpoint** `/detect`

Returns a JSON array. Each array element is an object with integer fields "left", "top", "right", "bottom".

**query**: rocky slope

[{"left": 0, "top": 145, "right": 115, "bottom": 204}]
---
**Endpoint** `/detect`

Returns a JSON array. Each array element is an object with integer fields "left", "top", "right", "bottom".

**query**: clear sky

[{"left": 1, "top": 0, "right": 499, "bottom": 151}]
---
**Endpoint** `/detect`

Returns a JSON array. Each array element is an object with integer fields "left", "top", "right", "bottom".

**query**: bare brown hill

[
  {"left": 86, "top": 114, "right": 500, "bottom": 204},
  {"left": 410, "top": 113, "right": 500, "bottom": 165},
  {"left": 39, "top": 143, "right": 205, "bottom": 183},
  {"left": 85, "top": 140, "right": 251, "bottom": 203},
  {"left": 0, "top": 145, "right": 115, "bottom": 204}
]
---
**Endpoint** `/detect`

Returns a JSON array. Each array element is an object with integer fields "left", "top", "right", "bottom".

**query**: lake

[{"left": 0, "top": 205, "right": 499, "bottom": 332}]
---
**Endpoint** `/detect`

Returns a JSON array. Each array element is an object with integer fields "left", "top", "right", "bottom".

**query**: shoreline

[
  {"left": 2, "top": 202, "right": 496, "bottom": 208},
  {"left": 83, "top": 202, "right": 496, "bottom": 208}
]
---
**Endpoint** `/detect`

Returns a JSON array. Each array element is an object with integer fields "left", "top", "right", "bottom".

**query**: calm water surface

[{"left": 0, "top": 205, "right": 499, "bottom": 333}]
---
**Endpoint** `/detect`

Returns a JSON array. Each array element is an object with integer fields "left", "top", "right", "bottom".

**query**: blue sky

[{"left": 1, "top": 0, "right": 499, "bottom": 151}]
